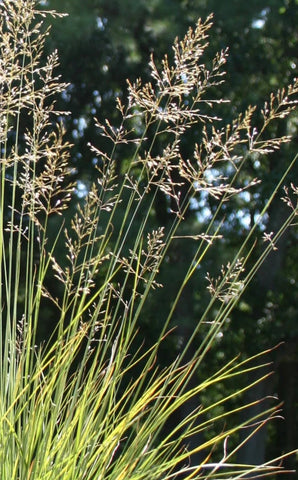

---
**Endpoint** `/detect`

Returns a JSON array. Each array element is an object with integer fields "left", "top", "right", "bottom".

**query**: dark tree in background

[{"left": 40, "top": 0, "right": 297, "bottom": 475}]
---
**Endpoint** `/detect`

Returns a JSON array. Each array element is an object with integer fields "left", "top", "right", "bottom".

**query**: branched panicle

[
  {"left": 127, "top": 17, "right": 228, "bottom": 128},
  {"left": 0, "top": 0, "right": 72, "bottom": 238},
  {"left": 116, "top": 227, "right": 165, "bottom": 292},
  {"left": 206, "top": 259, "right": 245, "bottom": 304},
  {"left": 261, "top": 79, "right": 298, "bottom": 126},
  {"left": 282, "top": 183, "right": 298, "bottom": 223},
  {"left": 88, "top": 144, "right": 120, "bottom": 212},
  {"left": 0, "top": 2, "right": 66, "bottom": 122},
  {"left": 140, "top": 139, "right": 184, "bottom": 203},
  {"left": 120, "top": 20, "right": 297, "bottom": 217},
  {"left": 18, "top": 127, "right": 74, "bottom": 223}
]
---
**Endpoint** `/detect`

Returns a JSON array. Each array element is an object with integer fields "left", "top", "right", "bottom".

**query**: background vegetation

[{"left": 42, "top": 0, "right": 298, "bottom": 474}]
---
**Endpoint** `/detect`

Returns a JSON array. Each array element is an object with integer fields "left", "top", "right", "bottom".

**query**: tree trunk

[
  {"left": 276, "top": 339, "right": 298, "bottom": 479},
  {"left": 237, "top": 365, "right": 273, "bottom": 467},
  {"left": 237, "top": 192, "right": 293, "bottom": 473}
]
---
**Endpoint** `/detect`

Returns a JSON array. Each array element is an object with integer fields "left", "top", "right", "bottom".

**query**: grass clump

[{"left": 0, "top": 1, "right": 297, "bottom": 479}]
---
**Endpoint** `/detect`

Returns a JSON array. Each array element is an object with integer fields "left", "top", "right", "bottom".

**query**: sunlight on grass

[{"left": 0, "top": 1, "right": 297, "bottom": 479}]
